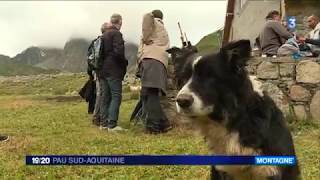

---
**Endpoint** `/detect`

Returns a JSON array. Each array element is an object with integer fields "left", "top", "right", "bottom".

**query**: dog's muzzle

[{"left": 176, "top": 94, "right": 194, "bottom": 109}]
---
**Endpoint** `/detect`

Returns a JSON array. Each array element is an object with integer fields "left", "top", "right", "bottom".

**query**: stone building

[{"left": 223, "top": 0, "right": 320, "bottom": 46}]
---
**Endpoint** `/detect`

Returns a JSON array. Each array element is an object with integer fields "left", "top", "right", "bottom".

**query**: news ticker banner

[{"left": 26, "top": 155, "right": 296, "bottom": 166}]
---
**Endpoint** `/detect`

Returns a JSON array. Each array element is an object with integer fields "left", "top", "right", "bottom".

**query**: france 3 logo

[{"left": 287, "top": 16, "right": 296, "bottom": 31}]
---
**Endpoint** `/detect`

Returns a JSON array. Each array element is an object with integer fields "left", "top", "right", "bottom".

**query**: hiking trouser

[
  {"left": 93, "top": 76, "right": 102, "bottom": 120},
  {"left": 100, "top": 77, "right": 122, "bottom": 128},
  {"left": 141, "top": 87, "right": 170, "bottom": 133}
]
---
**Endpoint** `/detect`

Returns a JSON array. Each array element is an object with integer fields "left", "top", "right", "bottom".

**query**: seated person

[
  {"left": 298, "top": 15, "right": 320, "bottom": 56},
  {"left": 259, "top": 10, "right": 293, "bottom": 57}
]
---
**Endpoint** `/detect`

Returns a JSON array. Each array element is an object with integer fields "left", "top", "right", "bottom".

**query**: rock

[
  {"left": 293, "top": 105, "right": 307, "bottom": 120},
  {"left": 289, "top": 85, "right": 311, "bottom": 102},
  {"left": 261, "top": 82, "right": 289, "bottom": 113},
  {"left": 129, "top": 85, "right": 141, "bottom": 92},
  {"left": 310, "top": 91, "right": 320, "bottom": 122},
  {"left": 248, "top": 57, "right": 263, "bottom": 66},
  {"left": 296, "top": 60, "right": 320, "bottom": 84},
  {"left": 257, "top": 61, "right": 279, "bottom": 79},
  {"left": 279, "top": 63, "right": 295, "bottom": 77},
  {"left": 246, "top": 65, "right": 257, "bottom": 75},
  {"left": 70, "top": 91, "right": 78, "bottom": 96}
]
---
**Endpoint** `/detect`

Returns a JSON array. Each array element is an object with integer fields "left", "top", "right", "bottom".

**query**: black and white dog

[{"left": 167, "top": 40, "right": 300, "bottom": 180}]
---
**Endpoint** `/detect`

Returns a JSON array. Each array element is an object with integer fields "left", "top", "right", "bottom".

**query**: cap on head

[{"left": 152, "top": 9, "right": 163, "bottom": 20}]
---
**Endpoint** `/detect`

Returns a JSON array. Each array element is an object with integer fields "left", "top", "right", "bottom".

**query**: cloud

[{"left": 0, "top": 1, "right": 226, "bottom": 57}]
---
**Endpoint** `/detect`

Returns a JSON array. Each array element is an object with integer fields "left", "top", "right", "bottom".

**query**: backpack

[{"left": 87, "top": 36, "right": 103, "bottom": 70}]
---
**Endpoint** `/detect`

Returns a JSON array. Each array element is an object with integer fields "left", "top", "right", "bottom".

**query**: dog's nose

[{"left": 176, "top": 94, "right": 194, "bottom": 108}]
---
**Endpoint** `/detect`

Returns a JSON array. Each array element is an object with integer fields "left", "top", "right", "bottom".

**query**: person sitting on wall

[
  {"left": 259, "top": 10, "right": 293, "bottom": 57},
  {"left": 298, "top": 15, "right": 320, "bottom": 57}
]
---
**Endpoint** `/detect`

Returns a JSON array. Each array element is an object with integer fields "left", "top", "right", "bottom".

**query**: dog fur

[{"left": 167, "top": 40, "right": 300, "bottom": 180}]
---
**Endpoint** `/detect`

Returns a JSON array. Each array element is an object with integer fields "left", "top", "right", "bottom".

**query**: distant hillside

[
  {"left": 196, "top": 29, "right": 223, "bottom": 55},
  {"left": 0, "top": 38, "right": 139, "bottom": 76},
  {"left": 0, "top": 55, "right": 11, "bottom": 63},
  {"left": 60, "top": 38, "right": 89, "bottom": 72},
  {"left": 125, "top": 42, "right": 139, "bottom": 73},
  {"left": 0, "top": 59, "right": 58, "bottom": 76}
]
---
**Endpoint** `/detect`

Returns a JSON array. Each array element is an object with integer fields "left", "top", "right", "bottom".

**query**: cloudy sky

[{"left": 0, "top": 1, "right": 227, "bottom": 57}]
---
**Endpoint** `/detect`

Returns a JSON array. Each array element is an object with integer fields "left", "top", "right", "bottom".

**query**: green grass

[
  {"left": 0, "top": 73, "right": 87, "bottom": 96},
  {"left": 0, "top": 95, "right": 210, "bottom": 179},
  {"left": 0, "top": 73, "right": 319, "bottom": 179}
]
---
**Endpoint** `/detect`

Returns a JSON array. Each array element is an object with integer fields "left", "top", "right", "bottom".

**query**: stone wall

[
  {"left": 128, "top": 56, "right": 320, "bottom": 125},
  {"left": 247, "top": 57, "right": 320, "bottom": 122}
]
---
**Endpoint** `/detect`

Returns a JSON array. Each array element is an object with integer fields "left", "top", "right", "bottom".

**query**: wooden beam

[{"left": 222, "top": 0, "right": 236, "bottom": 46}]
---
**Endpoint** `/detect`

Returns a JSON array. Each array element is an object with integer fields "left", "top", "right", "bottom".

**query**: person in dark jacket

[{"left": 98, "top": 14, "right": 128, "bottom": 132}]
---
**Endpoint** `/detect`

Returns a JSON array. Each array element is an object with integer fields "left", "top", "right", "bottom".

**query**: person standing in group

[
  {"left": 90, "top": 22, "right": 113, "bottom": 126},
  {"left": 136, "top": 10, "right": 172, "bottom": 134},
  {"left": 98, "top": 14, "right": 128, "bottom": 132}
]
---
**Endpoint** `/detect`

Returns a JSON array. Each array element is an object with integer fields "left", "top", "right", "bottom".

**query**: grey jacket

[{"left": 259, "top": 20, "right": 293, "bottom": 55}]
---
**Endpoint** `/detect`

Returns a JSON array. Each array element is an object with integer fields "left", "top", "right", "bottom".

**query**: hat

[{"left": 152, "top": 10, "right": 163, "bottom": 20}]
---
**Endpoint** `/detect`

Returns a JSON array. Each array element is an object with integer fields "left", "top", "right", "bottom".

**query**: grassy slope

[
  {"left": 0, "top": 73, "right": 87, "bottom": 96},
  {"left": 0, "top": 61, "right": 58, "bottom": 76},
  {"left": 195, "top": 30, "right": 222, "bottom": 55},
  {"left": 0, "top": 73, "right": 319, "bottom": 179}
]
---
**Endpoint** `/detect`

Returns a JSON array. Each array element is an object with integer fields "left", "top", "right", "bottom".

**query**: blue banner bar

[
  {"left": 25, "top": 155, "right": 296, "bottom": 166},
  {"left": 255, "top": 156, "right": 296, "bottom": 165}
]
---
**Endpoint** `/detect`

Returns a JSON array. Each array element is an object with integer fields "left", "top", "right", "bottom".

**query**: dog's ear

[{"left": 220, "top": 40, "right": 251, "bottom": 72}]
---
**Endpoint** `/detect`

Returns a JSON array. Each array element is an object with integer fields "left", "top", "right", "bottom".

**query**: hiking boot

[
  {"left": 92, "top": 118, "right": 100, "bottom": 126},
  {"left": 108, "top": 126, "right": 128, "bottom": 132},
  {"left": 99, "top": 120, "right": 109, "bottom": 130},
  {"left": 162, "top": 125, "right": 173, "bottom": 133},
  {"left": 145, "top": 125, "right": 173, "bottom": 135}
]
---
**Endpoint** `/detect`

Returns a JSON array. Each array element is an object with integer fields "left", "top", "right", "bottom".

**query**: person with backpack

[
  {"left": 98, "top": 14, "right": 128, "bottom": 132},
  {"left": 136, "top": 10, "right": 172, "bottom": 134},
  {"left": 87, "top": 22, "right": 112, "bottom": 126}
]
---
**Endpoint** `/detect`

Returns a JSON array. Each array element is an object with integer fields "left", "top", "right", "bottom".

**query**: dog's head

[
  {"left": 175, "top": 40, "right": 253, "bottom": 119},
  {"left": 167, "top": 46, "right": 199, "bottom": 89}
]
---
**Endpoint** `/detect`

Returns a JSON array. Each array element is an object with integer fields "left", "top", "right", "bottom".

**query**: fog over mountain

[
  {"left": 0, "top": 1, "right": 226, "bottom": 57},
  {"left": 7, "top": 38, "right": 139, "bottom": 73}
]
